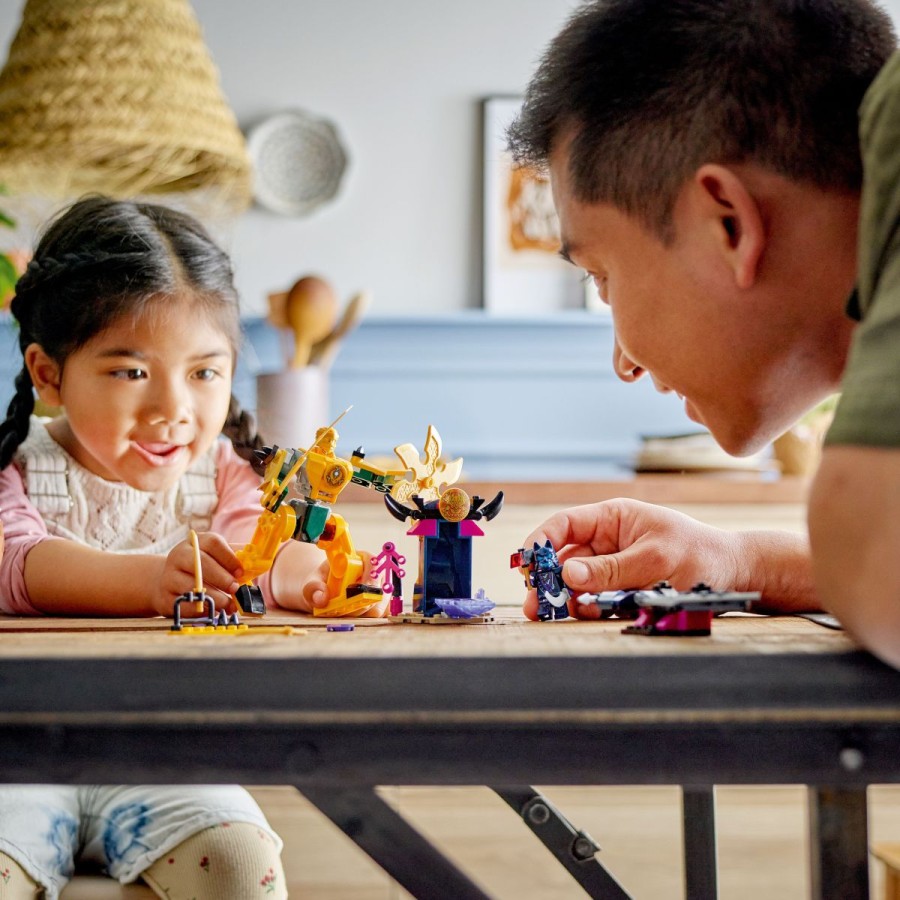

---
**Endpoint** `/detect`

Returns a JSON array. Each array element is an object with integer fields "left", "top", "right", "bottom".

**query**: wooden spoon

[
  {"left": 309, "top": 290, "right": 371, "bottom": 368},
  {"left": 285, "top": 276, "right": 338, "bottom": 368}
]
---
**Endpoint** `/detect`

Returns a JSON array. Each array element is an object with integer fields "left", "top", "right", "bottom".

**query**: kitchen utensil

[
  {"left": 285, "top": 276, "right": 337, "bottom": 368},
  {"left": 309, "top": 289, "right": 370, "bottom": 368}
]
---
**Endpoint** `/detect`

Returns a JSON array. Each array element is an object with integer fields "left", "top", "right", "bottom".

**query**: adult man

[{"left": 510, "top": 0, "right": 900, "bottom": 666}]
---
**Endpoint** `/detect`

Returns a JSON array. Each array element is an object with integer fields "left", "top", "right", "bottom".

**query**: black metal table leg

[
  {"left": 493, "top": 786, "right": 632, "bottom": 899},
  {"left": 808, "top": 786, "right": 869, "bottom": 900},
  {"left": 682, "top": 786, "right": 718, "bottom": 900},
  {"left": 298, "top": 785, "right": 489, "bottom": 899}
]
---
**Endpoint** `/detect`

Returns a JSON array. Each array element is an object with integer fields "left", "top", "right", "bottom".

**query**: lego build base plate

[{"left": 389, "top": 613, "right": 497, "bottom": 625}]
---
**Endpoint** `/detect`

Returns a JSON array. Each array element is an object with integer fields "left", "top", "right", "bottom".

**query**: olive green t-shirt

[{"left": 826, "top": 50, "right": 900, "bottom": 447}]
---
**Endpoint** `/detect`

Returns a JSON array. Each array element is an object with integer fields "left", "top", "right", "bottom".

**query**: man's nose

[{"left": 613, "top": 337, "right": 645, "bottom": 383}]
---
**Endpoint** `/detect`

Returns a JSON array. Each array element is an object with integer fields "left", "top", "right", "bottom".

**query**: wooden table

[{"left": 0, "top": 611, "right": 896, "bottom": 900}]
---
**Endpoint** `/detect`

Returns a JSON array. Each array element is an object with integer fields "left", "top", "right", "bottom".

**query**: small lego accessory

[
  {"left": 391, "top": 424, "right": 463, "bottom": 503},
  {"left": 369, "top": 541, "right": 406, "bottom": 615},
  {"left": 433, "top": 590, "right": 495, "bottom": 619},
  {"left": 577, "top": 581, "right": 760, "bottom": 636},
  {"left": 326, "top": 623, "right": 355, "bottom": 632},
  {"left": 511, "top": 540, "right": 570, "bottom": 621},
  {"left": 171, "top": 531, "right": 243, "bottom": 633}
]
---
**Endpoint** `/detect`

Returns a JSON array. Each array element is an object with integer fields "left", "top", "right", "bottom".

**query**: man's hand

[
  {"left": 520, "top": 499, "right": 816, "bottom": 620},
  {"left": 154, "top": 532, "right": 243, "bottom": 617}
]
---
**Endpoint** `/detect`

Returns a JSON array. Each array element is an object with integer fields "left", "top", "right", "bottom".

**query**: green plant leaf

[
  {"left": 0, "top": 253, "right": 18, "bottom": 297},
  {"left": 0, "top": 210, "right": 14, "bottom": 229}
]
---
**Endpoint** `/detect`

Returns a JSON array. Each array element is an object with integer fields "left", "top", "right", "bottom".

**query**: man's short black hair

[{"left": 509, "top": 0, "right": 896, "bottom": 239}]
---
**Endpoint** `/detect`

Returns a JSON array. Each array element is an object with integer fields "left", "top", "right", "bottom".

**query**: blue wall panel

[{"left": 0, "top": 312, "right": 696, "bottom": 480}]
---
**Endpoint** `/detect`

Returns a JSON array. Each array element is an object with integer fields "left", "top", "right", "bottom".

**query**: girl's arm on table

[
  {"left": 0, "top": 461, "right": 244, "bottom": 617},
  {"left": 0, "top": 464, "right": 168, "bottom": 616}
]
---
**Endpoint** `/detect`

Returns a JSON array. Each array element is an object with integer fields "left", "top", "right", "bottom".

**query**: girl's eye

[
  {"left": 194, "top": 368, "right": 220, "bottom": 381},
  {"left": 112, "top": 368, "right": 146, "bottom": 380}
]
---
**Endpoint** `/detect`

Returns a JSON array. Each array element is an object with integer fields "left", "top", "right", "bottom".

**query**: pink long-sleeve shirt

[{"left": 0, "top": 438, "right": 272, "bottom": 615}]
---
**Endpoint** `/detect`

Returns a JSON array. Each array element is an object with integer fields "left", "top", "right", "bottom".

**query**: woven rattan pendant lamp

[{"left": 0, "top": 0, "right": 251, "bottom": 213}]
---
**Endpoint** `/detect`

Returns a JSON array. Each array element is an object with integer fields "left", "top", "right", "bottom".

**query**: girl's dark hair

[
  {"left": 508, "top": 0, "right": 897, "bottom": 241},
  {"left": 0, "top": 195, "right": 266, "bottom": 472}
]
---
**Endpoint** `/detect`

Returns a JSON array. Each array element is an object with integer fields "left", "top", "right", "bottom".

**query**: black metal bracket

[{"left": 492, "top": 786, "right": 632, "bottom": 899}]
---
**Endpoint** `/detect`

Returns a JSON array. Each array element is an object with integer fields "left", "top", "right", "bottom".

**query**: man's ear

[
  {"left": 24, "top": 344, "right": 63, "bottom": 407},
  {"left": 692, "top": 164, "right": 765, "bottom": 290}
]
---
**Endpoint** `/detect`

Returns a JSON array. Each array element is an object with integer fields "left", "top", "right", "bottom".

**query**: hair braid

[
  {"left": 222, "top": 395, "right": 267, "bottom": 475},
  {"left": 0, "top": 366, "right": 37, "bottom": 468}
]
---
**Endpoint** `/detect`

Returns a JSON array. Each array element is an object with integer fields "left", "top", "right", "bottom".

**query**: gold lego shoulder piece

[{"left": 391, "top": 425, "right": 463, "bottom": 502}]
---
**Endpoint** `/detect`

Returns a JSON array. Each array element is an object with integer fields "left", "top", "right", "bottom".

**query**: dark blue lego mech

[{"left": 511, "top": 539, "right": 571, "bottom": 621}]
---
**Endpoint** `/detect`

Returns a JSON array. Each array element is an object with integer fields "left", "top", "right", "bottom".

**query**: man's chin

[{"left": 702, "top": 413, "right": 775, "bottom": 458}]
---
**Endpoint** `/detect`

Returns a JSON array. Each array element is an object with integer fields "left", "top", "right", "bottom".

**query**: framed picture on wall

[{"left": 482, "top": 96, "right": 586, "bottom": 315}]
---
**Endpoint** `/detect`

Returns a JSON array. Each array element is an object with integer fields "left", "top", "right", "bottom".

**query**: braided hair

[{"left": 0, "top": 196, "right": 266, "bottom": 472}]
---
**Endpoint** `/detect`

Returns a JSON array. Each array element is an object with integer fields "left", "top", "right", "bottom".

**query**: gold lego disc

[{"left": 438, "top": 487, "right": 471, "bottom": 522}]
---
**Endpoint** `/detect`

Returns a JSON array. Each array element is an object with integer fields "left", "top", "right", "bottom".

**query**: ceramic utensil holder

[{"left": 255, "top": 367, "right": 329, "bottom": 450}]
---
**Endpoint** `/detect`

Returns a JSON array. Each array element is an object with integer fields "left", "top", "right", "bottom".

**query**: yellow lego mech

[{"left": 233, "top": 409, "right": 409, "bottom": 617}]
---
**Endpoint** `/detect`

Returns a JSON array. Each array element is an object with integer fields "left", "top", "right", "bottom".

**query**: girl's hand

[
  {"left": 153, "top": 532, "right": 243, "bottom": 618},
  {"left": 521, "top": 499, "right": 743, "bottom": 620},
  {"left": 297, "top": 558, "right": 331, "bottom": 614},
  {"left": 302, "top": 552, "right": 389, "bottom": 618}
]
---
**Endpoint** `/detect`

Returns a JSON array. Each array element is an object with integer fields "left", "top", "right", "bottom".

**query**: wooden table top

[{"left": 0, "top": 610, "right": 855, "bottom": 660}]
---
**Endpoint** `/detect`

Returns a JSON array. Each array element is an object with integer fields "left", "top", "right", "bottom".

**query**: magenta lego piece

[
  {"left": 458, "top": 520, "right": 484, "bottom": 538},
  {"left": 408, "top": 520, "right": 439, "bottom": 537},
  {"left": 625, "top": 608, "right": 714, "bottom": 636}
]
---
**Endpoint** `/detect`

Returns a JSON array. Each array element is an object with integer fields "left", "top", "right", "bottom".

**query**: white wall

[{"left": 2, "top": 0, "right": 900, "bottom": 317}]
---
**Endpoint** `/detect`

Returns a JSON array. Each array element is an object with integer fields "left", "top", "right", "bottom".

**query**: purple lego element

[
  {"left": 171, "top": 592, "right": 241, "bottom": 632},
  {"left": 434, "top": 595, "right": 495, "bottom": 618},
  {"left": 326, "top": 623, "right": 355, "bottom": 632},
  {"left": 459, "top": 520, "right": 484, "bottom": 538}
]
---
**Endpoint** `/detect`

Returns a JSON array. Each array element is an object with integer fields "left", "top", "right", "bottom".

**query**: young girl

[{"left": 0, "top": 196, "right": 333, "bottom": 899}]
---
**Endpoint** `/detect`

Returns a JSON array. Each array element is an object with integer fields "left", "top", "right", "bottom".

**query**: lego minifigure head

[{"left": 312, "top": 426, "right": 338, "bottom": 455}]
